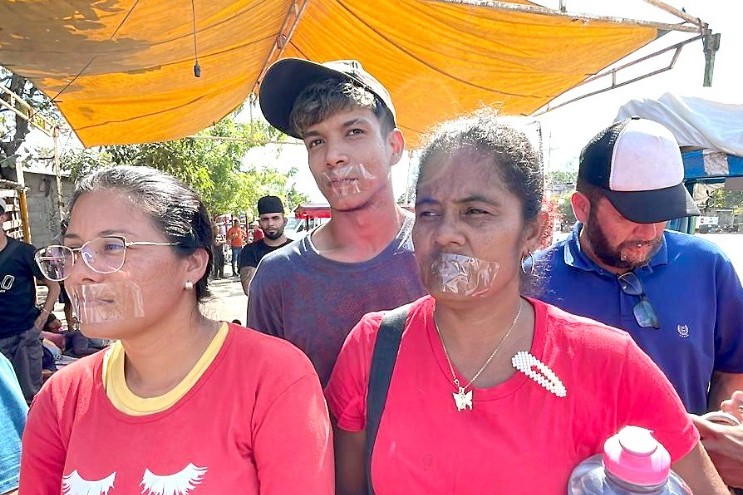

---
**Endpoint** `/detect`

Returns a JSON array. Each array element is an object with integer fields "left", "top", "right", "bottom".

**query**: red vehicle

[{"left": 288, "top": 203, "right": 331, "bottom": 239}]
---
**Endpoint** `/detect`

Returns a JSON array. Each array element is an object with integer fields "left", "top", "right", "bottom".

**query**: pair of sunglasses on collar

[{"left": 618, "top": 272, "right": 660, "bottom": 329}]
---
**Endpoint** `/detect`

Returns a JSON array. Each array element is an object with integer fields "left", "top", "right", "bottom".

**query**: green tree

[
  {"left": 705, "top": 188, "right": 743, "bottom": 213},
  {"left": 59, "top": 114, "right": 308, "bottom": 217},
  {"left": 545, "top": 169, "right": 577, "bottom": 189},
  {"left": 1, "top": 67, "right": 63, "bottom": 181},
  {"left": 553, "top": 192, "right": 577, "bottom": 229}
]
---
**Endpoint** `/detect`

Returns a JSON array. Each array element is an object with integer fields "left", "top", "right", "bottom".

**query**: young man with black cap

[
  {"left": 535, "top": 117, "right": 743, "bottom": 416},
  {"left": 250, "top": 58, "right": 425, "bottom": 386},
  {"left": 0, "top": 202, "right": 60, "bottom": 403},
  {"left": 238, "top": 195, "right": 293, "bottom": 296}
]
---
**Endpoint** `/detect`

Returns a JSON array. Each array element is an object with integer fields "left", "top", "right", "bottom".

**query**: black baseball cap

[
  {"left": 259, "top": 58, "right": 396, "bottom": 138},
  {"left": 579, "top": 117, "right": 699, "bottom": 223},
  {"left": 257, "top": 195, "right": 284, "bottom": 215}
]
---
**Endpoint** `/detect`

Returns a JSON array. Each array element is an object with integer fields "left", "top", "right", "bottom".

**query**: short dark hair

[
  {"left": 417, "top": 109, "right": 543, "bottom": 223},
  {"left": 69, "top": 165, "right": 213, "bottom": 302},
  {"left": 290, "top": 78, "right": 395, "bottom": 138},
  {"left": 576, "top": 177, "right": 606, "bottom": 207}
]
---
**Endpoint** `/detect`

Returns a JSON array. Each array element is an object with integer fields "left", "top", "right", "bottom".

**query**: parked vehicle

[{"left": 287, "top": 203, "right": 331, "bottom": 240}]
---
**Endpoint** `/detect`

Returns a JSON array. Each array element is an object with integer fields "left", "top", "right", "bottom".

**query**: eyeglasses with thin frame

[
  {"left": 617, "top": 272, "right": 660, "bottom": 329},
  {"left": 34, "top": 235, "right": 179, "bottom": 282}
]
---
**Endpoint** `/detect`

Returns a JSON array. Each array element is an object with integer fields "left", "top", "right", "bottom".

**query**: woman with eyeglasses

[
  {"left": 326, "top": 111, "right": 728, "bottom": 494},
  {"left": 20, "top": 166, "right": 333, "bottom": 494}
]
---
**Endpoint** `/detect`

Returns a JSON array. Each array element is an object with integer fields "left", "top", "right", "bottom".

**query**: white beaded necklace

[{"left": 434, "top": 300, "right": 523, "bottom": 411}]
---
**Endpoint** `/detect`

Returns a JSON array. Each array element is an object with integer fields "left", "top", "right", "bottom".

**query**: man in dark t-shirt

[
  {"left": 251, "top": 59, "right": 425, "bottom": 386},
  {"left": 0, "top": 202, "right": 60, "bottom": 402},
  {"left": 238, "top": 196, "right": 292, "bottom": 297}
]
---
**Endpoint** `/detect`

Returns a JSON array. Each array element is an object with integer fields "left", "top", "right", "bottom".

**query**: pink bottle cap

[{"left": 602, "top": 426, "right": 671, "bottom": 486}]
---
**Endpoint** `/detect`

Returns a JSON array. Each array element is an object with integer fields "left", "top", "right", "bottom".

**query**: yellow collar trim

[{"left": 102, "top": 322, "right": 228, "bottom": 416}]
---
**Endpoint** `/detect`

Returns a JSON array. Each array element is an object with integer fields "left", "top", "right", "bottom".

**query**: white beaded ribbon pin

[{"left": 511, "top": 351, "right": 567, "bottom": 398}]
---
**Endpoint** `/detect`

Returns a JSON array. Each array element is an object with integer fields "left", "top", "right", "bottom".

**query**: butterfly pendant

[{"left": 453, "top": 387, "right": 473, "bottom": 411}]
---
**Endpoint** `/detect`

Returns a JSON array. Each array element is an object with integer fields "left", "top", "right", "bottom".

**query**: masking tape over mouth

[
  {"left": 70, "top": 281, "right": 145, "bottom": 324},
  {"left": 323, "top": 163, "right": 374, "bottom": 197},
  {"left": 429, "top": 253, "right": 499, "bottom": 297}
]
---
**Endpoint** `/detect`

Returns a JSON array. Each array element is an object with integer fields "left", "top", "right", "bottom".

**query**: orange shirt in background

[{"left": 227, "top": 225, "right": 246, "bottom": 247}]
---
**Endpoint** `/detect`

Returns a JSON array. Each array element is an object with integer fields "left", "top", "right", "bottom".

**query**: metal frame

[
  {"left": 427, "top": 0, "right": 704, "bottom": 33},
  {"left": 532, "top": 34, "right": 703, "bottom": 115},
  {"left": 428, "top": 0, "right": 717, "bottom": 116},
  {"left": 1, "top": 82, "right": 62, "bottom": 241},
  {"left": 0, "top": 83, "right": 55, "bottom": 137},
  {"left": 252, "top": 0, "right": 311, "bottom": 97}
]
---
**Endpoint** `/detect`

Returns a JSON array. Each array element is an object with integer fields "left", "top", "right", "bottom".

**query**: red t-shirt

[
  {"left": 252, "top": 228, "right": 264, "bottom": 242},
  {"left": 21, "top": 324, "right": 333, "bottom": 495},
  {"left": 326, "top": 296, "right": 697, "bottom": 495}
]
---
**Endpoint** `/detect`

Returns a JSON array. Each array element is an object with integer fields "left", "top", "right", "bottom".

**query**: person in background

[
  {"left": 20, "top": 166, "right": 333, "bottom": 494},
  {"left": 211, "top": 225, "right": 225, "bottom": 279},
  {"left": 39, "top": 312, "right": 66, "bottom": 352},
  {"left": 326, "top": 111, "right": 728, "bottom": 494},
  {"left": 250, "top": 222, "right": 264, "bottom": 243},
  {"left": 0, "top": 354, "right": 28, "bottom": 495},
  {"left": 250, "top": 58, "right": 425, "bottom": 386},
  {"left": 238, "top": 196, "right": 293, "bottom": 297},
  {"left": 0, "top": 201, "right": 60, "bottom": 403},
  {"left": 226, "top": 219, "right": 247, "bottom": 277},
  {"left": 0, "top": 352, "right": 27, "bottom": 495},
  {"left": 534, "top": 118, "right": 743, "bottom": 416}
]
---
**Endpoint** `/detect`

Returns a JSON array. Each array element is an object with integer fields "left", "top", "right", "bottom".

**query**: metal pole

[
  {"left": 52, "top": 126, "right": 65, "bottom": 228},
  {"left": 404, "top": 150, "right": 413, "bottom": 205},
  {"left": 426, "top": 0, "right": 703, "bottom": 33},
  {"left": 13, "top": 159, "right": 31, "bottom": 243},
  {"left": 703, "top": 32, "right": 721, "bottom": 87}
]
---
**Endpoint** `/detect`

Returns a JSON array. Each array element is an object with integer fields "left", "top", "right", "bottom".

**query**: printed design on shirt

[
  {"left": 677, "top": 324, "right": 690, "bottom": 338},
  {"left": 141, "top": 463, "right": 207, "bottom": 495},
  {"left": 62, "top": 470, "right": 116, "bottom": 495},
  {"left": 0, "top": 274, "right": 14, "bottom": 292}
]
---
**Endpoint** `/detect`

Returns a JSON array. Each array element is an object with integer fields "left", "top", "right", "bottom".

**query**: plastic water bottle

[{"left": 568, "top": 426, "right": 692, "bottom": 494}]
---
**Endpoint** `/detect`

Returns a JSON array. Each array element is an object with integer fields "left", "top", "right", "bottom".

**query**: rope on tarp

[{"left": 191, "top": 0, "right": 201, "bottom": 77}]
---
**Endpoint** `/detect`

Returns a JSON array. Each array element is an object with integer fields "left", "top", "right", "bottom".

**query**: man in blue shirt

[
  {"left": 0, "top": 353, "right": 27, "bottom": 495},
  {"left": 535, "top": 117, "right": 743, "bottom": 416}
]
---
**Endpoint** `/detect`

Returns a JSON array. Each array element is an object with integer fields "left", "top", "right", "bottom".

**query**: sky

[{"left": 242, "top": 0, "right": 742, "bottom": 203}]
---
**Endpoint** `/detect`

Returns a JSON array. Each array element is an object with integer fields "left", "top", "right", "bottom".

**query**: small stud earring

[{"left": 184, "top": 280, "right": 194, "bottom": 291}]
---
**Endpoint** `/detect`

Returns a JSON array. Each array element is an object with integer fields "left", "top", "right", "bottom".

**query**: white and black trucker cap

[{"left": 578, "top": 117, "right": 700, "bottom": 223}]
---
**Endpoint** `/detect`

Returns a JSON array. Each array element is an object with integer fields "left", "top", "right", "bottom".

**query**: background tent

[
  {"left": 616, "top": 91, "right": 743, "bottom": 233},
  {"left": 0, "top": 0, "right": 710, "bottom": 147}
]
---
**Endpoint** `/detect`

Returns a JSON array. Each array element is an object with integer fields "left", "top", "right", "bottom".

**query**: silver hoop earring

[
  {"left": 520, "top": 251, "right": 535, "bottom": 275},
  {"left": 184, "top": 280, "right": 194, "bottom": 291}
]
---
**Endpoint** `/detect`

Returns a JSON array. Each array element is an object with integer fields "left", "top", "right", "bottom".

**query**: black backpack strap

[{"left": 365, "top": 304, "right": 411, "bottom": 495}]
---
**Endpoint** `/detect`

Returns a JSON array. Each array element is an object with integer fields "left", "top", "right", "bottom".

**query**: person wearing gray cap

[
  {"left": 238, "top": 195, "right": 293, "bottom": 296},
  {"left": 250, "top": 58, "right": 425, "bottom": 389},
  {"left": 534, "top": 117, "right": 743, "bottom": 416}
]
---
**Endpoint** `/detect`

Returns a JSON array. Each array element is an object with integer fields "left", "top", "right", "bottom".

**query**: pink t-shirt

[
  {"left": 21, "top": 324, "right": 333, "bottom": 495},
  {"left": 326, "top": 296, "right": 697, "bottom": 495}
]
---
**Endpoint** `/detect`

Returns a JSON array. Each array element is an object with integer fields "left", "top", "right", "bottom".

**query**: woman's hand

[
  {"left": 33, "top": 311, "right": 49, "bottom": 331},
  {"left": 692, "top": 414, "right": 743, "bottom": 489},
  {"left": 721, "top": 391, "right": 743, "bottom": 423}
]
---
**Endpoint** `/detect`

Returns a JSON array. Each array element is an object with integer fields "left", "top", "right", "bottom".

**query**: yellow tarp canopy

[{"left": 0, "top": 0, "right": 660, "bottom": 148}]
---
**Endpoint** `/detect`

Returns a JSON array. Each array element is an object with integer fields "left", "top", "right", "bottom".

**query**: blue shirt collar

[{"left": 563, "top": 222, "right": 669, "bottom": 276}]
